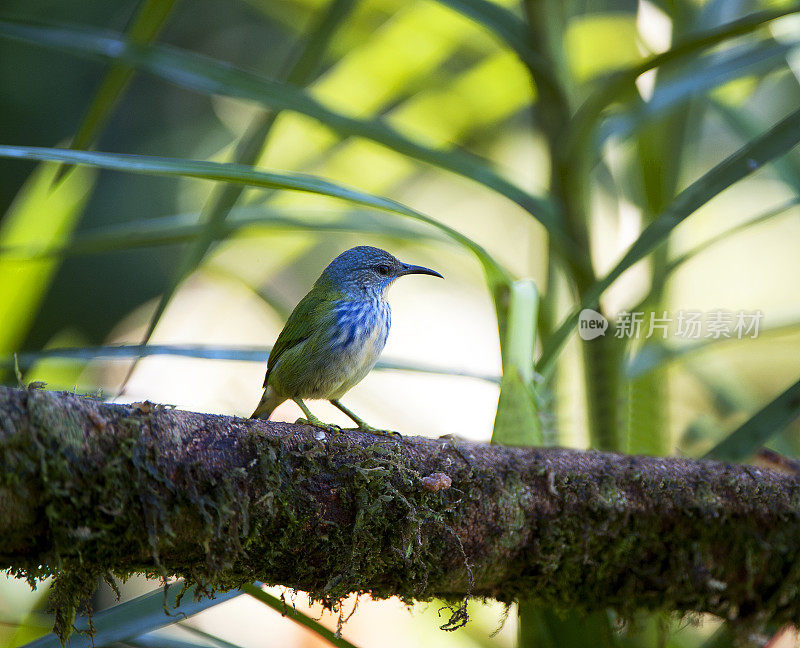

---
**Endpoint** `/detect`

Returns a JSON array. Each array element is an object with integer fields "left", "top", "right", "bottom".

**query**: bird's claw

[
  {"left": 357, "top": 425, "right": 402, "bottom": 438},
  {"left": 295, "top": 418, "right": 341, "bottom": 434},
  {"left": 294, "top": 417, "right": 399, "bottom": 437}
]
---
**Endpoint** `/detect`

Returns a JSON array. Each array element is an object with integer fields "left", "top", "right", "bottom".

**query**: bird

[{"left": 250, "top": 245, "right": 442, "bottom": 435}]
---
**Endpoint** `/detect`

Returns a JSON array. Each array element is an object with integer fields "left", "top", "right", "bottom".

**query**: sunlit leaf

[
  {"left": 0, "top": 164, "right": 95, "bottom": 355},
  {"left": 565, "top": 14, "right": 641, "bottom": 82}
]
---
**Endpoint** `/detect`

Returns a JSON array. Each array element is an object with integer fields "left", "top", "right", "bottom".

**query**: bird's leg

[
  {"left": 293, "top": 398, "right": 339, "bottom": 432},
  {"left": 329, "top": 400, "right": 400, "bottom": 437}
]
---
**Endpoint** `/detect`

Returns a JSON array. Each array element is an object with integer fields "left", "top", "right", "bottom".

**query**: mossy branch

[{"left": 1, "top": 386, "right": 800, "bottom": 640}]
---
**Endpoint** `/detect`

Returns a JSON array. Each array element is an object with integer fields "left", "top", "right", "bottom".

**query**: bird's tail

[{"left": 250, "top": 385, "right": 284, "bottom": 419}]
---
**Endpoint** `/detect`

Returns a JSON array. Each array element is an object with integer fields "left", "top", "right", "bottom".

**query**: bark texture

[{"left": 1, "top": 385, "right": 800, "bottom": 639}]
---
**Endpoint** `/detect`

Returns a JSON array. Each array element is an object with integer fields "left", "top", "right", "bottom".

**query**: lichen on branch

[{"left": 1, "top": 385, "right": 799, "bottom": 642}]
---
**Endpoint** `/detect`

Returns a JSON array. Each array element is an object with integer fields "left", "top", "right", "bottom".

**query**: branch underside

[{"left": 1, "top": 386, "right": 799, "bottom": 637}]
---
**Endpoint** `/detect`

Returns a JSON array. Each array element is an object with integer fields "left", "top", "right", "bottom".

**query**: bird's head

[{"left": 319, "top": 246, "right": 442, "bottom": 299}]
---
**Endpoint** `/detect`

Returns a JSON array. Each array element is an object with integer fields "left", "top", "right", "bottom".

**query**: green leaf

[
  {"left": 0, "top": 206, "right": 445, "bottom": 260},
  {"left": 599, "top": 40, "right": 798, "bottom": 146},
  {"left": 624, "top": 197, "right": 800, "bottom": 325},
  {"left": 704, "top": 377, "right": 800, "bottom": 462},
  {"left": 431, "top": 0, "right": 558, "bottom": 89},
  {"left": 0, "top": 144, "right": 509, "bottom": 285},
  {"left": 20, "top": 583, "right": 242, "bottom": 648},
  {"left": 67, "top": 0, "right": 178, "bottom": 154},
  {"left": 491, "top": 280, "right": 542, "bottom": 446},
  {"left": 711, "top": 97, "right": 800, "bottom": 195},
  {"left": 565, "top": 5, "right": 800, "bottom": 160},
  {"left": 242, "top": 583, "right": 361, "bottom": 648},
  {"left": 0, "top": 19, "right": 571, "bottom": 257},
  {"left": 538, "top": 106, "right": 800, "bottom": 377},
  {"left": 0, "top": 164, "right": 95, "bottom": 355},
  {"left": 565, "top": 13, "right": 641, "bottom": 82},
  {"left": 431, "top": 0, "right": 526, "bottom": 58}
]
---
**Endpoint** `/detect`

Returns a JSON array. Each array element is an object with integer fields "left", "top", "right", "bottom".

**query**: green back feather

[{"left": 264, "top": 282, "right": 342, "bottom": 387}]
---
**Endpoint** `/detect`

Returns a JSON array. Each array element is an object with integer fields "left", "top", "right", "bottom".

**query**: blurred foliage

[{"left": 2, "top": 0, "right": 800, "bottom": 646}]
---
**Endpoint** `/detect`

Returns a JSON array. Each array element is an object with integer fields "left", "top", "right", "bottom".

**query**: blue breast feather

[{"left": 331, "top": 299, "right": 391, "bottom": 351}]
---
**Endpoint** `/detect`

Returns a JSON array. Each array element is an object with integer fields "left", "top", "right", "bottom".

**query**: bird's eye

[{"left": 376, "top": 265, "right": 390, "bottom": 276}]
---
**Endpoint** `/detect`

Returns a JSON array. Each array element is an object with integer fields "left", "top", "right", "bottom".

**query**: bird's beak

[{"left": 400, "top": 263, "right": 443, "bottom": 279}]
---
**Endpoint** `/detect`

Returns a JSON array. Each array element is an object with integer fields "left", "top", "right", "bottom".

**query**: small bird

[{"left": 250, "top": 245, "right": 442, "bottom": 434}]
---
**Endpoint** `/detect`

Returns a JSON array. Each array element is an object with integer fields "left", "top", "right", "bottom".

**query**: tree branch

[{"left": 1, "top": 385, "right": 800, "bottom": 639}]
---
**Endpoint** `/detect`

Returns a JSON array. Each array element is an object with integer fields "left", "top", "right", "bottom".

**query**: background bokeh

[{"left": 1, "top": 0, "right": 800, "bottom": 645}]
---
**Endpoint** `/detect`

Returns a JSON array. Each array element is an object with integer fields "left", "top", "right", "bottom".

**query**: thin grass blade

[
  {"left": 624, "top": 197, "right": 800, "bottom": 321},
  {"left": 666, "top": 197, "right": 800, "bottom": 276},
  {"left": 242, "top": 583, "right": 361, "bottom": 648},
  {"left": 0, "top": 145, "right": 509, "bottom": 286},
  {"left": 0, "top": 206, "right": 445, "bottom": 260},
  {"left": 711, "top": 97, "right": 800, "bottom": 194},
  {"left": 19, "top": 583, "right": 242, "bottom": 648},
  {"left": 2, "top": 344, "right": 499, "bottom": 383}
]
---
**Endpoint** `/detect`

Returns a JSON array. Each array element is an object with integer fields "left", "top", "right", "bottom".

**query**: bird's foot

[
  {"left": 295, "top": 417, "right": 341, "bottom": 434},
  {"left": 356, "top": 424, "right": 402, "bottom": 438}
]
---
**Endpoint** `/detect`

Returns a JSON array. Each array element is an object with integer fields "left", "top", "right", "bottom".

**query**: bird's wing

[{"left": 264, "top": 287, "right": 338, "bottom": 388}]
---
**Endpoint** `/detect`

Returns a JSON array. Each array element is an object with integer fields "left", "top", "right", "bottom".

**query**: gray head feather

[{"left": 318, "top": 246, "right": 441, "bottom": 299}]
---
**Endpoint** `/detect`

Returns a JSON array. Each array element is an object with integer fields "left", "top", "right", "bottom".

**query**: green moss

[
  {"left": 3, "top": 388, "right": 800, "bottom": 644},
  {"left": 0, "top": 397, "right": 473, "bottom": 643},
  {"left": 239, "top": 432, "right": 469, "bottom": 618}
]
